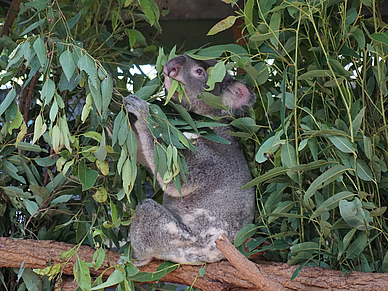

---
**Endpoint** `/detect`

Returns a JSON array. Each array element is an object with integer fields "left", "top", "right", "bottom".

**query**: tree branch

[
  {"left": 0, "top": 237, "right": 388, "bottom": 290},
  {"left": 0, "top": 0, "right": 22, "bottom": 54},
  {"left": 215, "top": 233, "right": 285, "bottom": 291}
]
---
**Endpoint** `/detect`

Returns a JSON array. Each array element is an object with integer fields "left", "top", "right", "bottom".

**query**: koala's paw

[{"left": 124, "top": 94, "right": 150, "bottom": 118}]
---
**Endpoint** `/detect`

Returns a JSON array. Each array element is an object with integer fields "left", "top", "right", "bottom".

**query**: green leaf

[
  {"left": 326, "top": 135, "right": 354, "bottom": 153},
  {"left": 345, "top": 7, "right": 357, "bottom": 25},
  {"left": 345, "top": 232, "right": 369, "bottom": 260},
  {"left": 20, "top": 19, "right": 45, "bottom": 36},
  {"left": 138, "top": 0, "right": 156, "bottom": 26},
  {"left": 78, "top": 53, "right": 98, "bottom": 88},
  {"left": 258, "top": 0, "right": 276, "bottom": 18},
  {"left": 255, "top": 133, "right": 284, "bottom": 163},
  {"left": 21, "top": 269, "right": 42, "bottom": 291},
  {"left": 112, "top": 110, "right": 125, "bottom": 147},
  {"left": 244, "top": 0, "right": 254, "bottom": 33},
  {"left": 136, "top": 77, "right": 160, "bottom": 99},
  {"left": 50, "top": 195, "right": 73, "bottom": 206},
  {"left": 187, "top": 44, "right": 248, "bottom": 59},
  {"left": 382, "top": 250, "right": 388, "bottom": 272},
  {"left": 269, "top": 11, "right": 281, "bottom": 46},
  {"left": 351, "top": 27, "right": 366, "bottom": 49},
  {"left": 207, "top": 16, "right": 237, "bottom": 36},
  {"left": 58, "top": 247, "right": 77, "bottom": 260},
  {"left": 363, "top": 136, "right": 372, "bottom": 160},
  {"left": 200, "top": 92, "right": 228, "bottom": 110},
  {"left": 298, "top": 70, "right": 333, "bottom": 80},
  {"left": 32, "top": 36, "right": 47, "bottom": 67},
  {"left": 59, "top": 49, "right": 76, "bottom": 81},
  {"left": 200, "top": 128, "right": 231, "bottom": 144},
  {"left": 370, "top": 31, "right": 388, "bottom": 46},
  {"left": 17, "top": 260, "right": 25, "bottom": 283},
  {"left": 93, "top": 187, "right": 107, "bottom": 203},
  {"left": 304, "top": 165, "right": 348, "bottom": 203},
  {"left": 249, "top": 32, "right": 273, "bottom": 42},
  {"left": 73, "top": 258, "right": 91, "bottom": 291},
  {"left": 254, "top": 62, "right": 269, "bottom": 85},
  {"left": 49, "top": 99, "right": 58, "bottom": 122},
  {"left": 92, "top": 248, "right": 106, "bottom": 270},
  {"left": 342, "top": 228, "right": 357, "bottom": 257},
  {"left": 130, "top": 262, "right": 179, "bottom": 282},
  {"left": 33, "top": 263, "right": 64, "bottom": 278},
  {"left": 17, "top": 142, "right": 47, "bottom": 153},
  {"left": 110, "top": 199, "right": 118, "bottom": 228},
  {"left": 41, "top": 78, "right": 55, "bottom": 105},
  {"left": 78, "top": 160, "right": 98, "bottom": 191},
  {"left": 290, "top": 160, "right": 333, "bottom": 172},
  {"left": 290, "top": 242, "right": 319, "bottom": 255},
  {"left": 234, "top": 224, "right": 258, "bottom": 247},
  {"left": 23, "top": 200, "right": 39, "bottom": 216},
  {"left": 89, "top": 79, "right": 102, "bottom": 114},
  {"left": 95, "top": 131, "right": 107, "bottom": 161},
  {"left": 91, "top": 270, "right": 124, "bottom": 290},
  {"left": 339, "top": 198, "right": 372, "bottom": 230},
  {"left": 206, "top": 61, "right": 226, "bottom": 91},
  {"left": 231, "top": 117, "right": 260, "bottom": 134},
  {"left": 242, "top": 167, "right": 288, "bottom": 189},
  {"left": 0, "top": 88, "right": 16, "bottom": 116},
  {"left": 59, "top": 115, "right": 71, "bottom": 152},
  {"left": 352, "top": 107, "right": 365, "bottom": 136},
  {"left": 268, "top": 201, "right": 295, "bottom": 224},
  {"left": 66, "top": 12, "right": 82, "bottom": 29},
  {"left": 281, "top": 143, "right": 298, "bottom": 182},
  {"left": 101, "top": 75, "right": 113, "bottom": 113},
  {"left": 356, "top": 160, "right": 374, "bottom": 182},
  {"left": 3, "top": 160, "right": 26, "bottom": 183},
  {"left": 313, "top": 191, "right": 356, "bottom": 217},
  {"left": 170, "top": 103, "right": 197, "bottom": 132}
]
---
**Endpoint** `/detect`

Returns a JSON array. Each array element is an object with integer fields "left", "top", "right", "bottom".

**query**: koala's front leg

[{"left": 124, "top": 95, "right": 155, "bottom": 171}]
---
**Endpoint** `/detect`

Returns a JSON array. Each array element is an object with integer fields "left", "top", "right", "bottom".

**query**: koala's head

[{"left": 163, "top": 55, "right": 255, "bottom": 117}]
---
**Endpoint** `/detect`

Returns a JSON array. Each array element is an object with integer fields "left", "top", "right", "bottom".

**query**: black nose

[{"left": 163, "top": 55, "right": 187, "bottom": 77}]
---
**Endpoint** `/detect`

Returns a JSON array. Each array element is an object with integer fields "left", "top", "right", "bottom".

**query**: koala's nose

[{"left": 163, "top": 55, "right": 187, "bottom": 78}]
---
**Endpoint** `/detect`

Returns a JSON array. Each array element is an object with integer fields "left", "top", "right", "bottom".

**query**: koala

[{"left": 125, "top": 55, "right": 256, "bottom": 266}]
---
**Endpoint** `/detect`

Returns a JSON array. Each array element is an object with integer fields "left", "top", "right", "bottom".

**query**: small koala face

[{"left": 163, "top": 55, "right": 255, "bottom": 117}]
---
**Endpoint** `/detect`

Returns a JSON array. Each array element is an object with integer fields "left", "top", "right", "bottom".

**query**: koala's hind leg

[{"left": 130, "top": 199, "right": 224, "bottom": 266}]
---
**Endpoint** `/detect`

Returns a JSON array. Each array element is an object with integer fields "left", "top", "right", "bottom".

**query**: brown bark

[
  {"left": 0, "top": 0, "right": 22, "bottom": 54},
  {"left": 215, "top": 234, "right": 285, "bottom": 291},
  {"left": 0, "top": 237, "right": 388, "bottom": 290}
]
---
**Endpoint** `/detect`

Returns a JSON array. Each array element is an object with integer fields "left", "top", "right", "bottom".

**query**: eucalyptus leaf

[{"left": 304, "top": 165, "right": 348, "bottom": 203}]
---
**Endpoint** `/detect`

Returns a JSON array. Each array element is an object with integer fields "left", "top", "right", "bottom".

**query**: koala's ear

[{"left": 222, "top": 82, "right": 254, "bottom": 109}]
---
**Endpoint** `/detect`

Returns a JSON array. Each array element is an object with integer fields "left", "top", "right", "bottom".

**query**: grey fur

[{"left": 125, "top": 55, "right": 256, "bottom": 266}]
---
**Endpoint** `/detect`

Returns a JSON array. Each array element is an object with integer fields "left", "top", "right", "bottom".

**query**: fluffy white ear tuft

[{"left": 221, "top": 82, "right": 251, "bottom": 109}]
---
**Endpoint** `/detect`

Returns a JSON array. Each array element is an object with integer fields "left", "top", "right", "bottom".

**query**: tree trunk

[{"left": 0, "top": 236, "right": 387, "bottom": 290}]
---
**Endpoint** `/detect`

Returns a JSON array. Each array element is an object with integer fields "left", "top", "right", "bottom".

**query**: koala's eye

[{"left": 195, "top": 68, "right": 204, "bottom": 76}]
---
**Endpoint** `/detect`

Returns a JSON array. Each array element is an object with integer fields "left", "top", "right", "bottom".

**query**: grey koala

[{"left": 125, "top": 55, "right": 256, "bottom": 266}]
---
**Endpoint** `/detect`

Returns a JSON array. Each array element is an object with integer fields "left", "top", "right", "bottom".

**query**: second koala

[{"left": 125, "top": 55, "right": 256, "bottom": 266}]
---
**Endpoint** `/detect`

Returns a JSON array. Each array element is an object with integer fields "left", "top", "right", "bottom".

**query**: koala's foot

[
  {"left": 130, "top": 199, "right": 225, "bottom": 265},
  {"left": 124, "top": 94, "right": 150, "bottom": 118}
]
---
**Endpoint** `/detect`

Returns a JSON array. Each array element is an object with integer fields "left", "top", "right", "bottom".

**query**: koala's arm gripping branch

[{"left": 215, "top": 234, "right": 285, "bottom": 291}]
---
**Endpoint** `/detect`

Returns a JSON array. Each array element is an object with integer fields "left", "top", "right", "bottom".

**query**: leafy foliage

[
  {"left": 219, "top": 0, "right": 388, "bottom": 275},
  {"left": 2, "top": 0, "right": 388, "bottom": 289}
]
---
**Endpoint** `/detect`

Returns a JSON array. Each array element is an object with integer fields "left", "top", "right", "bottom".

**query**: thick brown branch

[
  {"left": 0, "top": 237, "right": 388, "bottom": 290},
  {"left": 20, "top": 71, "right": 40, "bottom": 123},
  {"left": 215, "top": 233, "right": 285, "bottom": 291},
  {"left": 0, "top": 0, "right": 22, "bottom": 54}
]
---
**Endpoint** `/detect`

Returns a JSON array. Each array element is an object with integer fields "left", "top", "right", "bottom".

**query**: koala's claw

[{"left": 124, "top": 94, "right": 150, "bottom": 118}]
